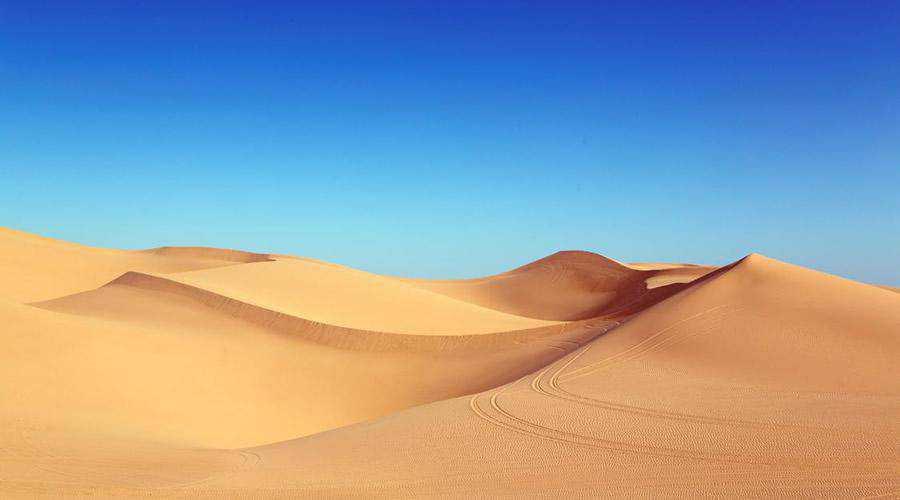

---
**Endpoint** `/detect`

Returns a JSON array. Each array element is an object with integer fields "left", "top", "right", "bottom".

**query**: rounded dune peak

[
  {"left": 513, "top": 249, "right": 629, "bottom": 271},
  {"left": 739, "top": 252, "right": 770, "bottom": 263},
  {"left": 722, "top": 252, "right": 807, "bottom": 279},
  {"left": 406, "top": 249, "right": 697, "bottom": 321},
  {"left": 731, "top": 253, "right": 805, "bottom": 275}
]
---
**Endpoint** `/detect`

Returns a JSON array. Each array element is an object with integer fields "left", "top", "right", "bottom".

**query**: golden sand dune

[
  {"left": 197, "top": 255, "right": 900, "bottom": 497},
  {"left": 1, "top": 228, "right": 897, "bottom": 498}
]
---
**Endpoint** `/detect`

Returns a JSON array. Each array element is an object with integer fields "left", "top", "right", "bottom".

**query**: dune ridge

[{"left": 1, "top": 227, "right": 897, "bottom": 498}]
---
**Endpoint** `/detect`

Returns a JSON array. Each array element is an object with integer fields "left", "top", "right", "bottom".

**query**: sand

[{"left": 1, "top": 227, "right": 897, "bottom": 498}]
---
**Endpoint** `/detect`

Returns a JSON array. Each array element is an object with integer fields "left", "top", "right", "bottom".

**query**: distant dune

[
  {"left": 403, "top": 250, "right": 712, "bottom": 320},
  {"left": 0, "top": 227, "right": 272, "bottom": 302},
  {"left": 1, "top": 227, "right": 897, "bottom": 498}
]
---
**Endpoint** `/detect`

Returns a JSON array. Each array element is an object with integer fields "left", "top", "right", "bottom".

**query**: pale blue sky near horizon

[{"left": 2, "top": 1, "right": 898, "bottom": 284}]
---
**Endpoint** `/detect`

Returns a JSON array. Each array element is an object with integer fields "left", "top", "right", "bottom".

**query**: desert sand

[{"left": 1, "top": 226, "right": 897, "bottom": 498}]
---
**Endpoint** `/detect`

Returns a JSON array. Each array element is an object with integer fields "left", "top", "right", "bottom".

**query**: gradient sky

[{"left": 2, "top": 1, "right": 898, "bottom": 283}]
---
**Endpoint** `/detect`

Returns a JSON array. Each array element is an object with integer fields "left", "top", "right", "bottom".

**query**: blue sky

[{"left": 2, "top": 1, "right": 898, "bottom": 283}]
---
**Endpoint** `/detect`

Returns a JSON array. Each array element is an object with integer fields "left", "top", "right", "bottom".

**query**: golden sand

[{"left": 2, "top": 227, "right": 897, "bottom": 498}]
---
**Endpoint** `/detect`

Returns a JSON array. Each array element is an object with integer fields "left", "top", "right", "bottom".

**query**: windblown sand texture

[{"left": 1, "top": 227, "right": 897, "bottom": 498}]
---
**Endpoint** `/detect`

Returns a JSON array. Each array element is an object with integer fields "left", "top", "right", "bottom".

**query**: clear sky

[{"left": 2, "top": 1, "right": 898, "bottom": 284}]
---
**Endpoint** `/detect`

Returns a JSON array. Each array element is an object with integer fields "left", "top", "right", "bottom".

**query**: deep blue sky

[{"left": 2, "top": 1, "right": 898, "bottom": 283}]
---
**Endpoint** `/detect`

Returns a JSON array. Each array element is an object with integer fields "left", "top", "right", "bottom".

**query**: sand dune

[
  {"left": 404, "top": 251, "right": 707, "bottom": 320},
  {"left": 1, "top": 228, "right": 897, "bottom": 498},
  {"left": 193, "top": 255, "right": 900, "bottom": 497}
]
